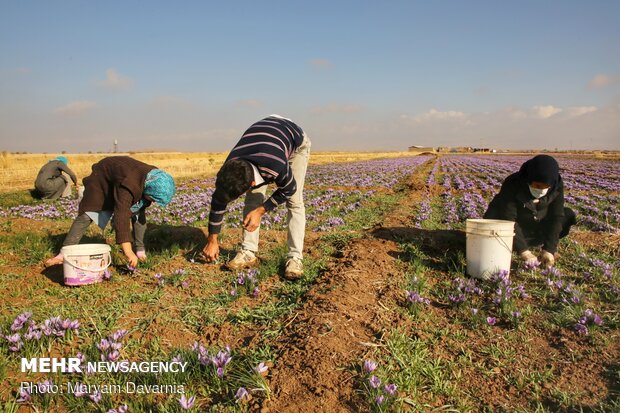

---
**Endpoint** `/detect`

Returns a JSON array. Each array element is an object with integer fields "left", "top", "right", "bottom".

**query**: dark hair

[{"left": 213, "top": 159, "right": 254, "bottom": 204}]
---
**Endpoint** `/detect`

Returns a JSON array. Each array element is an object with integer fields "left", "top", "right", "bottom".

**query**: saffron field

[{"left": 0, "top": 155, "right": 618, "bottom": 412}]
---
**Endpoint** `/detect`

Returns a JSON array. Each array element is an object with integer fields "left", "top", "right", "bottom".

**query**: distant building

[{"left": 408, "top": 145, "right": 435, "bottom": 153}]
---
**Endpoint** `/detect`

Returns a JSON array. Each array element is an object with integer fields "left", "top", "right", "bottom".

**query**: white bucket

[
  {"left": 61, "top": 244, "right": 111, "bottom": 286},
  {"left": 465, "top": 219, "right": 515, "bottom": 280}
]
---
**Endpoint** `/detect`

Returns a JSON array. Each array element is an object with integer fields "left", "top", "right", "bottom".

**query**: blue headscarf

[
  {"left": 143, "top": 169, "right": 175, "bottom": 206},
  {"left": 55, "top": 156, "right": 68, "bottom": 165}
]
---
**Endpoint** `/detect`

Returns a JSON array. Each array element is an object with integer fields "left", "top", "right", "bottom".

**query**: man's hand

[
  {"left": 203, "top": 234, "right": 220, "bottom": 263},
  {"left": 540, "top": 250, "right": 555, "bottom": 268},
  {"left": 244, "top": 206, "right": 266, "bottom": 232}
]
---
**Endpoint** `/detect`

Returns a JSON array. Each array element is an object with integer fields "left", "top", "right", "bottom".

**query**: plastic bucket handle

[{"left": 465, "top": 230, "right": 515, "bottom": 254}]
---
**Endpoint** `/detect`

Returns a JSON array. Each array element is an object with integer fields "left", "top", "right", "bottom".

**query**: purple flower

[
  {"left": 16, "top": 389, "right": 31, "bottom": 403},
  {"left": 235, "top": 387, "right": 250, "bottom": 402},
  {"left": 523, "top": 260, "right": 541, "bottom": 271},
  {"left": 10, "top": 312, "right": 32, "bottom": 331},
  {"left": 511, "top": 311, "right": 521, "bottom": 319},
  {"left": 89, "top": 390, "right": 102, "bottom": 403},
  {"left": 252, "top": 287, "right": 260, "bottom": 297},
  {"left": 111, "top": 329, "right": 128, "bottom": 341},
  {"left": 363, "top": 360, "right": 377, "bottom": 373},
  {"left": 255, "top": 362, "right": 268, "bottom": 375},
  {"left": 375, "top": 395, "right": 385, "bottom": 404},
  {"left": 126, "top": 264, "right": 136, "bottom": 273},
  {"left": 178, "top": 394, "right": 196, "bottom": 410},
  {"left": 384, "top": 383, "right": 397, "bottom": 396},
  {"left": 117, "top": 405, "right": 128, "bottom": 413},
  {"left": 181, "top": 281, "right": 189, "bottom": 289},
  {"left": 72, "top": 382, "right": 87, "bottom": 397},
  {"left": 230, "top": 289, "right": 237, "bottom": 296},
  {"left": 102, "top": 269, "right": 112, "bottom": 280},
  {"left": 369, "top": 375, "right": 381, "bottom": 389},
  {"left": 406, "top": 291, "right": 430, "bottom": 305},
  {"left": 97, "top": 338, "right": 111, "bottom": 351},
  {"left": 486, "top": 317, "right": 497, "bottom": 326},
  {"left": 575, "top": 323, "right": 589, "bottom": 335}
]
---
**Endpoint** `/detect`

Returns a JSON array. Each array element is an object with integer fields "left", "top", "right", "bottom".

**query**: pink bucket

[{"left": 61, "top": 244, "right": 111, "bottom": 286}]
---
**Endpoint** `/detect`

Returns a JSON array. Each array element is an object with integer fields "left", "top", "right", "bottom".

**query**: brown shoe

[{"left": 284, "top": 258, "right": 303, "bottom": 280}]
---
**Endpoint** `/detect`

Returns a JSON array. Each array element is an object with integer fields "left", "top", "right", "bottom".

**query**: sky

[{"left": 1, "top": 0, "right": 619, "bottom": 152}]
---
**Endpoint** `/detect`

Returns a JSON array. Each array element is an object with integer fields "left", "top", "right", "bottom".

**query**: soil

[{"left": 2, "top": 158, "right": 619, "bottom": 412}]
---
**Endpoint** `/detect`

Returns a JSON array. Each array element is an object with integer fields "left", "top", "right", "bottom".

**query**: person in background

[
  {"left": 483, "top": 154, "right": 577, "bottom": 268},
  {"left": 202, "top": 115, "right": 311, "bottom": 280},
  {"left": 34, "top": 156, "right": 78, "bottom": 200},
  {"left": 44, "top": 156, "right": 176, "bottom": 268}
]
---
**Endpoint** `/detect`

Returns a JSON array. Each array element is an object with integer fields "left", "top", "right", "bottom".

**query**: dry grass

[{"left": 0, "top": 151, "right": 422, "bottom": 192}]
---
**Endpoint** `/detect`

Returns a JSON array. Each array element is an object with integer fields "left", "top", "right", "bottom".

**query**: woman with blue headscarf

[
  {"left": 45, "top": 156, "right": 176, "bottom": 268},
  {"left": 483, "top": 154, "right": 577, "bottom": 268},
  {"left": 34, "top": 156, "right": 78, "bottom": 200}
]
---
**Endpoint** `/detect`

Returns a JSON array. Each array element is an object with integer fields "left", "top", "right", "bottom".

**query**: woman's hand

[
  {"left": 121, "top": 242, "right": 139, "bottom": 267},
  {"left": 540, "top": 250, "right": 555, "bottom": 267}
]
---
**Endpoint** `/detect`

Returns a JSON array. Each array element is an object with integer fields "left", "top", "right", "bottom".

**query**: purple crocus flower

[
  {"left": 369, "top": 375, "right": 381, "bottom": 389},
  {"left": 111, "top": 329, "right": 128, "bottom": 341},
  {"left": 117, "top": 405, "right": 128, "bottom": 413},
  {"left": 235, "top": 387, "right": 250, "bottom": 402},
  {"left": 97, "top": 338, "right": 111, "bottom": 351},
  {"left": 255, "top": 362, "right": 268, "bottom": 375},
  {"left": 90, "top": 390, "right": 102, "bottom": 403},
  {"left": 592, "top": 314, "right": 603, "bottom": 326},
  {"left": 363, "top": 360, "right": 377, "bottom": 373},
  {"left": 10, "top": 312, "right": 33, "bottom": 331},
  {"left": 575, "top": 323, "right": 589, "bottom": 335},
  {"left": 178, "top": 394, "right": 196, "bottom": 410},
  {"left": 16, "top": 389, "right": 31, "bottom": 403},
  {"left": 384, "top": 383, "right": 397, "bottom": 396},
  {"left": 375, "top": 395, "right": 385, "bottom": 404},
  {"left": 72, "top": 382, "right": 87, "bottom": 397},
  {"left": 486, "top": 317, "right": 497, "bottom": 326}
]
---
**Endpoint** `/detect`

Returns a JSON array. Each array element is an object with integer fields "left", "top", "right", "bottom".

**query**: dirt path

[{"left": 263, "top": 162, "right": 434, "bottom": 412}]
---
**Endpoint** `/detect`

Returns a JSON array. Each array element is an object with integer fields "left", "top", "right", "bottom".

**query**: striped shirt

[{"left": 208, "top": 115, "right": 305, "bottom": 235}]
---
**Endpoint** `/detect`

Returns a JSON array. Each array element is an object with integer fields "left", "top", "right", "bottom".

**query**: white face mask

[{"left": 529, "top": 186, "right": 549, "bottom": 199}]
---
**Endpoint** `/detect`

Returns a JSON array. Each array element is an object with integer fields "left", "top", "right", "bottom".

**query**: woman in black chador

[{"left": 483, "top": 154, "right": 577, "bottom": 268}]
